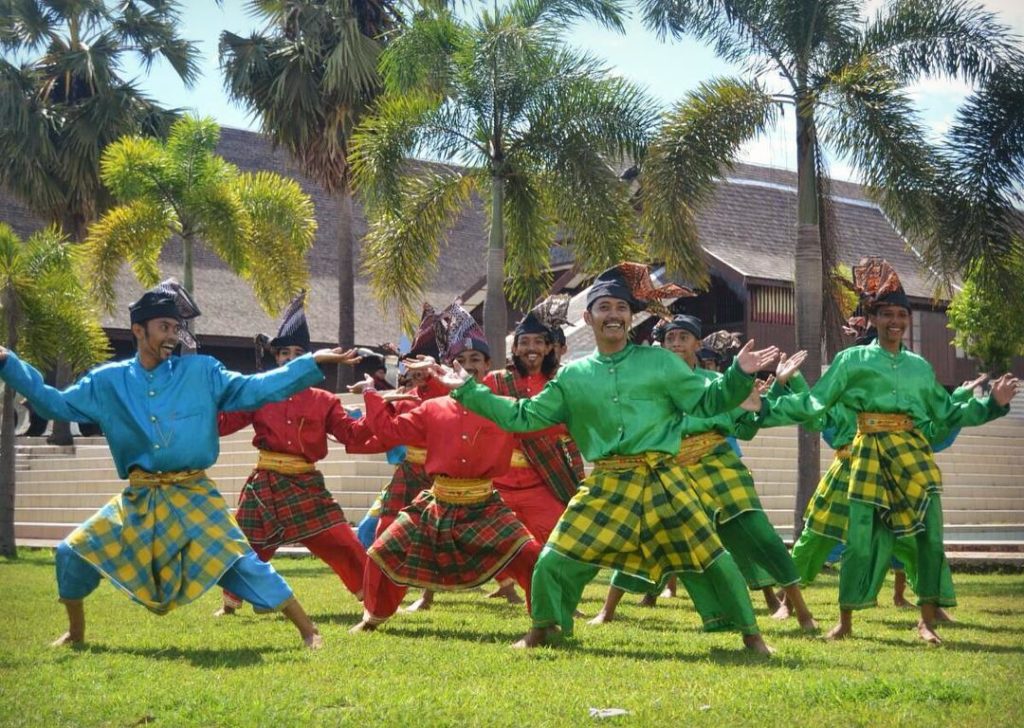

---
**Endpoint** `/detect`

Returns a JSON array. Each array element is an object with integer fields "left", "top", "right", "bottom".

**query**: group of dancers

[{"left": 0, "top": 258, "right": 1017, "bottom": 653}]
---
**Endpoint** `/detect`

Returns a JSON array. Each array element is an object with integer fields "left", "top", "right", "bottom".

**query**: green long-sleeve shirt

[
  {"left": 451, "top": 343, "right": 754, "bottom": 461},
  {"left": 679, "top": 366, "right": 761, "bottom": 441},
  {"left": 765, "top": 342, "right": 1006, "bottom": 433}
]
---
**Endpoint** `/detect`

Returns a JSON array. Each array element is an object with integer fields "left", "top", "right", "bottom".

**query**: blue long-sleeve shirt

[{"left": 0, "top": 351, "right": 324, "bottom": 478}]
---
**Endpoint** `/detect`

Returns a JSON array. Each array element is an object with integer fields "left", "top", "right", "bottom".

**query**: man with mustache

[
  {"left": 349, "top": 304, "right": 540, "bottom": 633},
  {"left": 214, "top": 293, "right": 380, "bottom": 616},
  {"left": 764, "top": 258, "right": 1019, "bottom": 644},
  {"left": 0, "top": 280, "right": 358, "bottom": 649},
  {"left": 445, "top": 263, "right": 782, "bottom": 653}
]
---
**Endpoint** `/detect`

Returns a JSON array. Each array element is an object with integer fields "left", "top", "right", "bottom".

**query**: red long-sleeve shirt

[
  {"left": 363, "top": 388, "right": 515, "bottom": 479},
  {"left": 219, "top": 386, "right": 382, "bottom": 463}
]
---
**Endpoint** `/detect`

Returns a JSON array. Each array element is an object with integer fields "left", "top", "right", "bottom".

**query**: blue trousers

[{"left": 55, "top": 542, "right": 294, "bottom": 612}]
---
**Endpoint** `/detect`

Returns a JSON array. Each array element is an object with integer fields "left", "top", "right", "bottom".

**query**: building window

[{"left": 750, "top": 286, "right": 794, "bottom": 325}]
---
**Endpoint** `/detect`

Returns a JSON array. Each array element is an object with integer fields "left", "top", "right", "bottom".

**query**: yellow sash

[
  {"left": 405, "top": 446, "right": 428, "bottom": 465},
  {"left": 509, "top": 449, "right": 530, "bottom": 469},
  {"left": 432, "top": 476, "right": 493, "bottom": 505},
  {"left": 857, "top": 412, "right": 915, "bottom": 434},
  {"left": 256, "top": 450, "right": 315, "bottom": 474},
  {"left": 128, "top": 469, "right": 207, "bottom": 488},
  {"left": 835, "top": 445, "right": 852, "bottom": 460},
  {"left": 676, "top": 432, "right": 726, "bottom": 466}
]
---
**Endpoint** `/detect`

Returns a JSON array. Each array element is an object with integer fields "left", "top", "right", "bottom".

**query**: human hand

[
  {"left": 990, "top": 373, "right": 1020, "bottom": 407},
  {"left": 775, "top": 350, "right": 807, "bottom": 386},
  {"left": 313, "top": 347, "right": 362, "bottom": 366},
  {"left": 436, "top": 362, "right": 472, "bottom": 390},
  {"left": 735, "top": 340, "right": 780, "bottom": 374},
  {"left": 740, "top": 384, "right": 763, "bottom": 412}
]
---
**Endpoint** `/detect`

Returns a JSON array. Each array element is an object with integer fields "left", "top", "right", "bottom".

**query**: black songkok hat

[
  {"left": 653, "top": 314, "right": 702, "bottom": 343},
  {"left": 129, "top": 279, "right": 200, "bottom": 347},
  {"left": 405, "top": 303, "right": 441, "bottom": 361},
  {"left": 586, "top": 262, "right": 691, "bottom": 316},
  {"left": 269, "top": 291, "right": 311, "bottom": 350},
  {"left": 551, "top": 326, "right": 566, "bottom": 347}
]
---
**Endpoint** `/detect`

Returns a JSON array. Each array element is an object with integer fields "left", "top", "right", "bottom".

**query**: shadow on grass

[
  {"left": 875, "top": 617, "right": 1016, "bottom": 634},
  {"left": 80, "top": 643, "right": 294, "bottom": 667},
  {"left": 855, "top": 635, "right": 1024, "bottom": 654}
]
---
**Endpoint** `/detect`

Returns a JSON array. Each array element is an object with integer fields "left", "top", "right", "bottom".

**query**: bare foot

[
  {"left": 935, "top": 608, "right": 955, "bottom": 623},
  {"left": 50, "top": 632, "right": 83, "bottom": 647},
  {"left": 762, "top": 588, "right": 782, "bottom": 613},
  {"left": 638, "top": 594, "right": 658, "bottom": 608},
  {"left": 660, "top": 587, "right": 677, "bottom": 598},
  {"left": 826, "top": 622, "right": 852, "bottom": 640},
  {"left": 917, "top": 621, "right": 942, "bottom": 645},
  {"left": 304, "top": 630, "right": 324, "bottom": 649},
  {"left": 213, "top": 605, "right": 237, "bottom": 617},
  {"left": 354, "top": 590, "right": 364, "bottom": 602},
  {"left": 771, "top": 602, "right": 792, "bottom": 620},
  {"left": 893, "top": 594, "right": 913, "bottom": 608},
  {"left": 349, "top": 620, "right": 379, "bottom": 634},
  {"left": 742, "top": 634, "right": 775, "bottom": 655},
  {"left": 588, "top": 610, "right": 613, "bottom": 625},
  {"left": 487, "top": 582, "right": 524, "bottom": 605},
  {"left": 406, "top": 596, "right": 433, "bottom": 612},
  {"left": 573, "top": 609, "right": 586, "bottom": 618},
  {"left": 512, "top": 626, "right": 559, "bottom": 649},
  {"left": 798, "top": 616, "right": 819, "bottom": 632}
]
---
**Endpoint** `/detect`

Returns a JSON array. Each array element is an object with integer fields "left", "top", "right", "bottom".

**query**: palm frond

[
  {"left": 509, "top": 0, "right": 626, "bottom": 33},
  {"left": 500, "top": 166, "right": 554, "bottom": 308},
  {"left": 640, "top": 76, "right": 778, "bottom": 285},
  {"left": 361, "top": 168, "right": 477, "bottom": 330}
]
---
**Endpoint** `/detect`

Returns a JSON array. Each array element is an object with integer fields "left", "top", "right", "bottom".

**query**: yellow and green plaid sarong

[
  {"left": 848, "top": 429, "right": 941, "bottom": 537},
  {"left": 804, "top": 448, "right": 852, "bottom": 541},
  {"left": 683, "top": 442, "right": 763, "bottom": 525},
  {"left": 548, "top": 452, "right": 724, "bottom": 585},
  {"left": 64, "top": 470, "right": 251, "bottom": 615}
]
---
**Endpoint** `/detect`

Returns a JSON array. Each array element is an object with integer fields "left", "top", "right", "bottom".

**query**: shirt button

[
  {"left": 609, "top": 368, "right": 616, "bottom": 374},
  {"left": 150, "top": 416, "right": 157, "bottom": 423},
  {"left": 612, "top": 396, "right": 619, "bottom": 403},
  {"left": 462, "top": 434, "right": 468, "bottom": 440},
  {"left": 460, "top": 458, "right": 467, "bottom": 463},
  {"left": 617, "top": 426, "right": 624, "bottom": 432},
  {"left": 287, "top": 420, "right": 292, "bottom": 425},
  {"left": 287, "top": 440, "right": 292, "bottom": 445},
  {"left": 148, "top": 391, "right": 155, "bottom": 396},
  {"left": 153, "top": 443, "right": 160, "bottom": 449}
]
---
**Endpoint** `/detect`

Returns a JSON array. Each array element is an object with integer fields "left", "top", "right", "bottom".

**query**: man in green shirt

[
  {"left": 443, "top": 263, "right": 782, "bottom": 653},
  {"left": 765, "top": 258, "right": 1019, "bottom": 644}
]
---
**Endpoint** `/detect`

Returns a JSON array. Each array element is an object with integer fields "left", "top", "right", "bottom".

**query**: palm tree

[
  {"left": 220, "top": 0, "right": 404, "bottom": 385},
  {"left": 0, "top": 0, "right": 199, "bottom": 443},
  {"left": 351, "top": 0, "right": 657, "bottom": 364},
  {"left": 636, "top": 0, "right": 1024, "bottom": 535},
  {"left": 0, "top": 223, "right": 110, "bottom": 557},
  {"left": 80, "top": 115, "right": 317, "bottom": 320}
]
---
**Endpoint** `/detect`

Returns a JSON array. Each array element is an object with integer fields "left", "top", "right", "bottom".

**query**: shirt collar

[{"left": 593, "top": 342, "right": 634, "bottom": 365}]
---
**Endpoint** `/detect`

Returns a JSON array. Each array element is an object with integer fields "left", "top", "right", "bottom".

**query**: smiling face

[
  {"left": 584, "top": 297, "right": 632, "bottom": 353},
  {"left": 663, "top": 328, "right": 701, "bottom": 367},
  {"left": 512, "top": 333, "right": 553, "bottom": 375},
  {"left": 455, "top": 349, "right": 490, "bottom": 382},
  {"left": 273, "top": 345, "right": 306, "bottom": 367},
  {"left": 869, "top": 304, "right": 910, "bottom": 352},
  {"left": 133, "top": 317, "right": 181, "bottom": 369}
]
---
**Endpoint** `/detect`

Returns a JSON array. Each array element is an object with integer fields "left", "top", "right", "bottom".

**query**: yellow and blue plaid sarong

[
  {"left": 64, "top": 469, "right": 251, "bottom": 615},
  {"left": 848, "top": 428, "right": 941, "bottom": 538},
  {"left": 548, "top": 452, "right": 725, "bottom": 585},
  {"left": 804, "top": 447, "right": 852, "bottom": 541},
  {"left": 681, "top": 441, "right": 763, "bottom": 525}
]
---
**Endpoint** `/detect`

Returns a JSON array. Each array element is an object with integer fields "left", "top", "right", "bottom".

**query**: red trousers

[
  {"left": 362, "top": 519, "right": 541, "bottom": 623},
  {"left": 223, "top": 523, "right": 366, "bottom": 607},
  {"left": 495, "top": 484, "right": 565, "bottom": 544}
]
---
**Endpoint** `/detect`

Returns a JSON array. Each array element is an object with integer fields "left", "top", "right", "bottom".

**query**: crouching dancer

[{"left": 0, "top": 281, "right": 357, "bottom": 649}]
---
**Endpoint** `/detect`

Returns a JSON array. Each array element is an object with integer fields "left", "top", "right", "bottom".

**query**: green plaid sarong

[
  {"left": 548, "top": 452, "right": 724, "bottom": 584},
  {"left": 64, "top": 470, "right": 250, "bottom": 615},
  {"left": 805, "top": 450, "right": 852, "bottom": 541},
  {"left": 848, "top": 429, "right": 941, "bottom": 537},
  {"left": 683, "top": 442, "right": 763, "bottom": 524}
]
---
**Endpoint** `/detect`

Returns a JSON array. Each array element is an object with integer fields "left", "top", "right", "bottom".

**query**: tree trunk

[
  {"left": 48, "top": 216, "right": 89, "bottom": 446},
  {"left": 0, "top": 287, "right": 20, "bottom": 557},
  {"left": 792, "top": 109, "right": 823, "bottom": 543},
  {"left": 335, "top": 189, "right": 357, "bottom": 391},
  {"left": 484, "top": 176, "right": 507, "bottom": 367}
]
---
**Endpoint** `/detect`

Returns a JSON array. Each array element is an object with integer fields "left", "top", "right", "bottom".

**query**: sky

[{"left": 119, "top": 0, "right": 1024, "bottom": 183}]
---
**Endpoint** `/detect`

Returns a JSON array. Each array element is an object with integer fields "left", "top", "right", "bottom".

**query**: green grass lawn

[{"left": 1, "top": 549, "right": 1022, "bottom": 727}]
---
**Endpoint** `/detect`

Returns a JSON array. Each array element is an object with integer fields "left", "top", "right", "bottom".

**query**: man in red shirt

[
  {"left": 350, "top": 304, "right": 541, "bottom": 633},
  {"left": 215, "top": 294, "right": 380, "bottom": 615}
]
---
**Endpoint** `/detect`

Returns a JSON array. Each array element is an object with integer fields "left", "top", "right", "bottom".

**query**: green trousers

[
  {"left": 717, "top": 510, "right": 800, "bottom": 588},
  {"left": 840, "top": 495, "right": 956, "bottom": 610},
  {"left": 532, "top": 546, "right": 760, "bottom": 636}
]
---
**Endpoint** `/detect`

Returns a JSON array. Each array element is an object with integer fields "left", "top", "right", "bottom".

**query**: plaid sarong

[
  {"left": 379, "top": 460, "right": 434, "bottom": 518},
  {"left": 64, "top": 470, "right": 250, "bottom": 615},
  {"left": 548, "top": 452, "right": 725, "bottom": 584},
  {"left": 804, "top": 450, "right": 852, "bottom": 541},
  {"left": 491, "top": 372, "right": 580, "bottom": 504},
  {"left": 683, "top": 442, "right": 763, "bottom": 524},
  {"left": 234, "top": 467, "right": 346, "bottom": 548},
  {"left": 849, "top": 429, "right": 941, "bottom": 537},
  {"left": 368, "top": 489, "right": 534, "bottom": 590}
]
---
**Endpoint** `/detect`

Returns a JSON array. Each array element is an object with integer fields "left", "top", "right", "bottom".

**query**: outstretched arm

[
  {"left": 447, "top": 364, "right": 568, "bottom": 433},
  {"left": 0, "top": 348, "right": 99, "bottom": 424}
]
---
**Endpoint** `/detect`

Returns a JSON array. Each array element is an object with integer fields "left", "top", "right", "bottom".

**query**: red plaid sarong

[
  {"left": 491, "top": 371, "right": 580, "bottom": 504},
  {"left": 234, "top": 468, "right": 346, "bottom": 548},
  {"left": 379, "top": 459, "right": 434, "bottom": 518},
  {"left": 367, "top": 488, "right": 534, "bottom": 590}
]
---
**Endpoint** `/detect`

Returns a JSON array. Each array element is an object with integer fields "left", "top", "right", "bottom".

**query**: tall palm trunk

[
  {"left": 48, "top": 216, "right": 88, "bottom": 447},
  {"left": 792, "top": 107, "right": 823, "bottom": 541},
  {"left": 179, "top": 231, "right": 198, "bottom": 354},
  {"left": 0, "top": 286, "right": 21, "bottom": 557},
  {"left": 484, "top": 175, "right": 507, "bottom": 367},
  {"left": 336, "top": 188, "right": 356, "bottom": 390}
]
